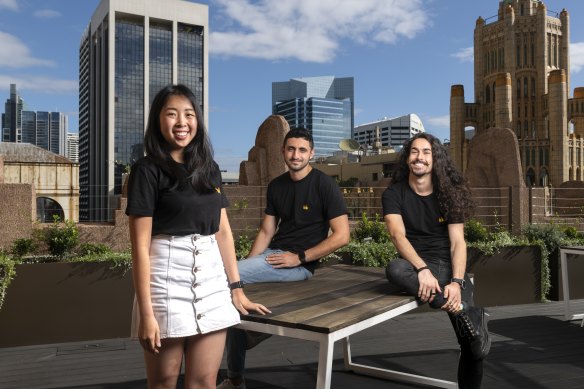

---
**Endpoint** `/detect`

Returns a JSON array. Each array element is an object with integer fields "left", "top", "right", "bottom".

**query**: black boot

[{"left": 454, "top": 306, "right": 491, "bottom": 360}]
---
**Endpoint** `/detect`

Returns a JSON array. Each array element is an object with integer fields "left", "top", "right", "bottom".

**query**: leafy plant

[
  {"left": 77, "top": 243, "right": 112, "bottom": 256},
  {"left": 336, "top": 241, "right": 398, "bottom": 267},
  {"left": 338, "top": 177, "right": 359, "bottom": 188},
  {"left": 234, "top": 234, "right": 254, "bottom": 260},
  {"left": 0, "top": 253, "right": 17, "bottom": 311},
  {"left": 233, "top": 198, "right": 249, "bottom": 211},
  {"left": 11, "top": 238, "right": 37, "bottom": 258},
  {"left": 352, "top": 212, "right": 390, "bottom": 243},
  {"left": 42, "top": 217, "right": 79, "bottom": 258},
  {"left": 464, "top": 219, "right": 490, "bottom": 243}
]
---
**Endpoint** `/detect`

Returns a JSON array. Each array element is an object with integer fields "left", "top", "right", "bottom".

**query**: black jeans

[{"left": 385, "top": 258, "right": 483, "bottom": 389}]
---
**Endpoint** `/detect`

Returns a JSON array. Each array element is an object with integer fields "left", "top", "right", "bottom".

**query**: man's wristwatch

[
  {"left": 229, "top": 281, "right": 244, "bottom": 290},
  {"left": 297, "top": 250, "right": 307, "bottom": 264},
  {"left": 450, "top": 278, "right": 466, "bottom": 290}
]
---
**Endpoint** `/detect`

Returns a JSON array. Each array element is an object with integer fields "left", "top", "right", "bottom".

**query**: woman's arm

[
  {"left": 215, "top": 209, "right": 271, "bottom": 315},
  {"left": 129, "top": 215, "right": 160, "bottom": 354}
]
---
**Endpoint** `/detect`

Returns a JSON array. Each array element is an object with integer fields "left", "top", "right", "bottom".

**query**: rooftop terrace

[{"left": 1, "top": 299, "right": 583, "bottom": 389}]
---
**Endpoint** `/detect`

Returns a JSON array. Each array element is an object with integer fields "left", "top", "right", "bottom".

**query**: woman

[{"left": 126, "top": 84, "right": 269, "bottom": 389}]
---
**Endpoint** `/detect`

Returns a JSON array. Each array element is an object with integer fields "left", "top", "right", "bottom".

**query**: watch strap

[
  {"left": 297, "top": 250, "right": 307, "bottom": 264},
  {"left": 450, "top": 278, "right": 466, "bottom": 289},
  {"left": 229, "top": 281, "right": 244, "bottom": 290}
]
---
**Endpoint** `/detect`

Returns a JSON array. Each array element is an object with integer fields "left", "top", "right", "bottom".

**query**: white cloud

[
  {"left": 0, "top": 0, "right": 18, "bottom": 11},
  {"left": 451, "top": 46, "right": 473, "bottom": 63},
  {"left": 210, "top": 0, "right": 429, "bottom": 63},
  {"left": 0, "top": 32, "right": 55, "bottom": 68},
  {"left": 571, "top": 42, "right": 584, "bottom": 73},
  {"left": 0, "top": 75, "right": 77, "bottom": 94},
  {"left": 33, "top": 9, "right": 61, "bottom": 19},
  {"left": 425, "top": 115, "right": 450, "bottom": 129}
]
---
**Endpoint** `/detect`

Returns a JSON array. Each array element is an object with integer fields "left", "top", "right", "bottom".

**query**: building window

[
  {"left": 524, "top": 78, "right": 528, "bottom": 98},
  {"left": 486, "top": 85, "right": 490, "bottom": 104}
]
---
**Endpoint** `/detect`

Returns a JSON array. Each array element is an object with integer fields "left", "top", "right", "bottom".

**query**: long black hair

[
  {"left": 144, "top": 84, "right": 216, "bottom": 193},
  {"left": 392, "top": 133, "right": 474, "bottom": 220}
]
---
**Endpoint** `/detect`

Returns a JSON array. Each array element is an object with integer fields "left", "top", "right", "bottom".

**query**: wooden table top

[{"left": 241, "top": 264, "right": 416, "bottom": 333}]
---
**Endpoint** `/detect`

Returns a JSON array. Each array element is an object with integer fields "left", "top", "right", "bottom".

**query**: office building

[
  {"left": 353, "top": 114, "right": 425, "bottom": 149},
  {"left": 272, "top": 76, "right": 354, "bottom": 158},
  {"left": 79, "top": 0, "right": 208, "bottom": 221},
  {"left": 450, "top": 0, "right": 584, "bottom": 186},
  {"left": 67, "top": 133, "right": 79, "bottom": 163},
  {"left": 2, "top": 84, "right": 67, "bottom": 156}
]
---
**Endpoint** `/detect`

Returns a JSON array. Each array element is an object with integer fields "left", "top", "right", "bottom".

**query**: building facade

[
  {"left": 450, "top": 0, "right": 584, "bottom": 187},
  {"left": 79, "top": 0, "right": 208, "bottom": 221},
  {"left": 353, "top": 114, "right": 425, "bottom": 149},
  {"left": 66, "top": 133, "right": 79, "bottom": 163},
  {"left": 2, "top": 84, "right": 67, "bottom": 156},
  {"left": 0, "top": 143, "right": 79, "bottom": 222},
  {"left": 272, "top": 76, "right": 354, "bottom": 158}
]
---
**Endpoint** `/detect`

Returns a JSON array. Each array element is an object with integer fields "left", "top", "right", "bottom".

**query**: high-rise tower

[
  {"left": 79, "top": 0, "right": 208, "bottom": 221},
  {"left": 272, "top": 76, "right": 354, "bottom": 158},
  {"left": 450, "top": 0, "right": 584, "bottom": 187}
]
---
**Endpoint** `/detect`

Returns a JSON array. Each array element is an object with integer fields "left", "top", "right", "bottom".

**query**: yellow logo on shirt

[
  {"left": 438, "top": 217, "right": 445, "bottom": 223},
  {"left": 302, "top": 204, "right": 309, "bottom": 211},
  {"left": 215, "top": 187, "right": 221, "bottom": 194}
]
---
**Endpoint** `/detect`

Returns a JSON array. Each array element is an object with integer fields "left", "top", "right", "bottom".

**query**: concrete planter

[
  {"left": 548, "top": 248, "right": 584, "bottom": 301},
  {"left": 467, "top": 246, "right": 543, "bottom": 306},
  {"left": 0, "top": 262, "right": 134, "bottom": 348}
]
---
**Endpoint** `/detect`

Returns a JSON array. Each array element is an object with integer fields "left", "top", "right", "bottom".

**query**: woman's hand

[
  {"left": 138, "top": 315, "right": 161, "bottom": 354},
  {"left": 231, "top": 289, "right": 271, "bottom": 315}
]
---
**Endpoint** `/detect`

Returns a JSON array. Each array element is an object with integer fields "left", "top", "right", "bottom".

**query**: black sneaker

[{"left": 454, "top": 306, "right": 491, "bottom": 360}]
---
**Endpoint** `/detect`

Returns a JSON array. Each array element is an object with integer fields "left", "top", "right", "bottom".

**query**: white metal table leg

[
  {"left": 316, "top": 335, "right": 334, "bottom": 389},
  {"left": 561, "top": 250, "right": 572, "bottom": 321}
]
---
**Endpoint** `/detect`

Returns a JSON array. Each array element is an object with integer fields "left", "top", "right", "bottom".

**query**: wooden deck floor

[{"left": 1, "top": 300, "right": 583, "bottom": 389}]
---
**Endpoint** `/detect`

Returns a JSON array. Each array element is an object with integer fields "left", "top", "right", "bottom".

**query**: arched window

[
  {"left": 531, "top": 78, "right": 536, "bottom": 97},
  {"left": 524, "top": 120, "right": 529, "bottom": 138},
  {"left": 486, "top": 85, "right": 491, "bottom": 104},
  {"left": 532, "top": 120, "right": 536, "bottom": 138},
  {"left": 526, "top": 168, "right": 535, "bottom": 186},
  {"left": 492, "top": 82, "right": 496, "bottom": 102},
  {"left": 516, "top": 79, "right": 521, "bottom": 99},
  {"left": 36, "top": 197, "right": 65, "bottom": 223},
  {"left": 539, "top": 168, "right": 549, "bottom": 186},
  {"left": 524, "top": 78, "right": 528, "bottom": 98},
  {"left": 517, "top": 120, "right": 522, "bottom": 138}
]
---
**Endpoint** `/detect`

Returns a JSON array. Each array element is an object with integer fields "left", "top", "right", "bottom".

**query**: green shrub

[
  {"left": 77, "top": 243, "right": 112, "bottom": 256},
  {"left": 464, "top": 219, "right": 489, "bottom": 243},
  {"left": 11, "top": 238, "right": 37, "bottom": 258},
  {"left": 0, "top": 253, "right": 17, "bottom": 311},
  {"left": 562, "top": 226, "right": 579, "bottom": 239},
  {"left": 352, "top": 213, "right": 390, "bottom": 243},
  {"left": 234, "top": 234, "right": 254, "bottom": 260},
  {"left": 337, "top": 241, "right": 398, "bottom": 267},
  {"left": 43, "top": 217, "right": 79, "bottom": 258},
  {"left": 522, "top": 223, "right": 564, "bottom": 254}
]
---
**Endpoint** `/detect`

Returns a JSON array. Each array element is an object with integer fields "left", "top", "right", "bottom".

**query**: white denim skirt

[{"left": 131, "top": 234, "right": 240, "bottom": 339}]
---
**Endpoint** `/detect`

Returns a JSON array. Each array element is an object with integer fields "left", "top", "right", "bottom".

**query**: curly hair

[{"left": 392, "top": 133, "right": 474, "bottom": 221}]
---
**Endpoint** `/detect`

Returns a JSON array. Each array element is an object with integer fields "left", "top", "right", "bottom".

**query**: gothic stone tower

[{"left": 450, "top": 0, "right": 584, "bottom": 187}]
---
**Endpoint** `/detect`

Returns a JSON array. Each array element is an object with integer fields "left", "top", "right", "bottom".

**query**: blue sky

[{"left": 1, "top": 0, "right": 584, "bottom": 171}]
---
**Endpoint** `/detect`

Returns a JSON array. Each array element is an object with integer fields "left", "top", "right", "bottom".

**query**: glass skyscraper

[
  {"left": 272, "top": 76, "right": 354, "bottom": 158},
  {"left": 1, "top": 84, "right": 67, "bottom": 156},
  {"left": 79, "top": 0, "right": 208, "bottom": 221}
]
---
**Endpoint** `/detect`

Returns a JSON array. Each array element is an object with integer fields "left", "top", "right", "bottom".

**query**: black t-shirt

[
  {"left": 382, "top": 180, "right": 463, "bottom": 263},
  {"left": 266, "top": 168, "right": 348, "bottom": 273},
  {"left": 125, "top": 157, "right": 228, "bottom": 236}
]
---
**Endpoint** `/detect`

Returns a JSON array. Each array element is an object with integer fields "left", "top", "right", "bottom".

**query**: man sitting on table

[{"left": 217, "top": 128, "right": 350, "bottom": 389}]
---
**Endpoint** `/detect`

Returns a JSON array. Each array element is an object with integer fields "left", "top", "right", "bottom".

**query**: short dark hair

[{"left": 284, "top": 127, "right": 313, "bottom": 148}]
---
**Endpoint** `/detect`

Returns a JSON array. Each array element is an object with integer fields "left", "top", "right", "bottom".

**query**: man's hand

[
  {"left": 417, "top": 269, "right": 442, "bottom": 303},
  {"left": 441, "top": 282, "right": 462, "bottom": 313},
  {"left": 265, "top": 251, "right": 302, "bottom": 268}
]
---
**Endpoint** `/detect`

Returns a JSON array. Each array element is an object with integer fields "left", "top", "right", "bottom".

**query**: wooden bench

[{"left": 238, "top": 264, "right": 457, "bottom": 389}]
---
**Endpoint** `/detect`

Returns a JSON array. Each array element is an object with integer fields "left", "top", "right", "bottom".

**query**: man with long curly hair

[{"left": 382, "top": 133, "right": 490, "bottom": 388}]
